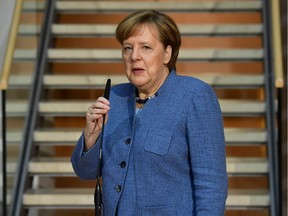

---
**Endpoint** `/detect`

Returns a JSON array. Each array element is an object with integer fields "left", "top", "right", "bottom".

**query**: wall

[{"left": 0, "top": 0, "right": 16, "bottom": 73}]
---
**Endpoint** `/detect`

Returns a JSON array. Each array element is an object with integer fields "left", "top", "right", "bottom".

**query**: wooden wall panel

[
  {"left": 51, "top": 62, "right": 264, "bottom": 75},
  {"left": 16, "top": 36, "right": 38, "bottom": 48},
  {"left": 57, "top": 12, "right": 261, "bottom": 24},
  {"left": 53, "top": 37, "right": 263, "bottom": 49},
  {"left": 20, "top": 12, "right": 43, "bottom": 24}
]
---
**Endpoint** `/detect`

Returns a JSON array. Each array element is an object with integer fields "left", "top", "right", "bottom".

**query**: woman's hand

[{"left": 83, "top": 97, "right": 110, "bottom": 151}]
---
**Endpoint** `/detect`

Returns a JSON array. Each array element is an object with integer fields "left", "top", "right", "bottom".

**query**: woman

[{"left": 71, "top": 10, "right": 228, "bottom": 215}]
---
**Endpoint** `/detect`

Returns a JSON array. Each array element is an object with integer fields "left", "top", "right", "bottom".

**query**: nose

[{"left": 131, "top": 48, "right": 141, "bottom": 61}]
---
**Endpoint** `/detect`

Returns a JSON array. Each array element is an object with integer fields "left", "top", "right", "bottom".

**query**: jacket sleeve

[
  {"left": 70, "top": 132, "right": 101, "bottom": 180},
  {"left": 187, "top": 84, "right": 228, "bottom": 215}
]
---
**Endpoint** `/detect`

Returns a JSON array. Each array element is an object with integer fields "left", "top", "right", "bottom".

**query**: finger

[
  {"left": 91, "top": 101, "right": 110, "bottom": 112},
  {"left": 93, "top": 97, "right": 110, "bottom": 106},
  {"left": 87, "top": 108, "right": 109, "bottom": 123},
  {"left": 87, "top": 113, "right": 103, "bottom": 121},
  {"left": 90, "top": 107, "right": 109, "bottom": 115}
]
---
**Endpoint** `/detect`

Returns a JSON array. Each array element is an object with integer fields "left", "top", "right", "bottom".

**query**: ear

[{"left": 164, "top": 45, "right": 172, "bottom": 65}]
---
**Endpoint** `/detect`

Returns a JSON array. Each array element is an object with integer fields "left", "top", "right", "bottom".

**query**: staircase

[{"left": 8, "top": 0, "right": 279, "bottom": 215}]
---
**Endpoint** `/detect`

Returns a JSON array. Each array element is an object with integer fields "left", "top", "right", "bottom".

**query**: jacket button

[
  {"left": 125, "top": 138, "right": 131, "bottom": 144},
  {"left": 115, "top": 185, "right": 122, "bottom": 193},
  {"left": 120, "top": 161, "right": 126, "bottom": 168}
]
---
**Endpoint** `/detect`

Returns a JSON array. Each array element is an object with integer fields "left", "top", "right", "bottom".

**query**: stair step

[
  {"left": 6, "top": 159, "right": 18, "bottom": 174},
  {"left": 7, "top": 100, "right": 28, "bottom": 116},
  {"left": 28, "top": 157, "right": 268, "bottom": 175},
  {"left": 227, "top": 189, "right": 269, "bottom": 207},
  {"left": 8, "top": 74, "right": 265, "bottom": 89},
  {"left": 52, "top": 24, "right": 263, "bottom": 35},
  {"left": 21, "top": 128, "right": 267, "bottom": 147},
  {"left": 19, "top": 24, "right": 263, "bottom": 36},
  {"left": 48, "top": 49, "right": 263, "bottom": 61},
  {"left": 23, "top": 2, "right": 45, "bottom": 11},
  {"left": 23, "top": 188, "right": 269, "bottom": 207},
  {"left": 43, "top": 74, "right": 264, "bottom": 88},
  {"left": 55, "top": 1, "right": 262, "bottom": 11},
  {"left": 37, "top": 100, "right": 268, "bottom": 115},
  {"left": 224, "top": 128, "right": 266, "bottom": 143},
  {"left": 219, "top": 99, "right": 266, "bottom": 114},
  {"left": 9, "top": 75, "right": 32, "bottom": 88},
  {"left": 14, "top": 49, "right": 264, "bottom": 61},
  {"left": 7, "top": 130, "right": 23, "bottom": 144},
  {"left": 34, "top": 129, "right": 82, "bottom": 143},
  {"left": 33, "top": 128, "right": 267, "bottom": 143},
  {"left": 6, "top": 99, "right": 268, "bottom": 116},
  {"left": 14, "top": 49, "right": 36, "bottom": 60},
  {"left": 29, "top": 157, "right": 73, "bottom": 175},
  {"left": 19, "top": 25, "right": 41, "bottom": 35},
  {"left": 226, "top": 157, "right": 268, "bottom": 174},
  {"left": 43, "top": 75, "right": 128, "bottom": 88}
]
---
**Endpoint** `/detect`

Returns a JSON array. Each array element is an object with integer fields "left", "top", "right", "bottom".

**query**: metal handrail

[
  {"left": 271, "top": 0, "right": 284, "bottom": 88},
  {"left": 262, "top": 0, "right": 280, "bottom": 216}
]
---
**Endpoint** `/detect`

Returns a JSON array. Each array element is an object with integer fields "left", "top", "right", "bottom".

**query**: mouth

[{"left": 132, "top": 67, "right": 145, "bottom": 74}]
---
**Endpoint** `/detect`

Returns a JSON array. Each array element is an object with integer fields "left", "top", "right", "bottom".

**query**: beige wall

[{"left": 0, "top": 0, "right": 16, "bottom": 73}]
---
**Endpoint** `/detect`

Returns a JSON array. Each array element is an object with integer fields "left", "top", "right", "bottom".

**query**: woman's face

[{"left": 122, "top": 25, "right": 172, "bottom": 94}]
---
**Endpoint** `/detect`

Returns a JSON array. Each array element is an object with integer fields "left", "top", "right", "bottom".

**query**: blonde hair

[{"left": 115, "top": 10, "right": 181, "bottom": 71}]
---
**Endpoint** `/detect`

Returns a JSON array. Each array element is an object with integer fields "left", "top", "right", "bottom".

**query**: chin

[
  {"left": 130, "top": 80, "right": 147, "bottom": 88},
  {"left": 128, "top": 76, "right": 147, "bottom": 85}
]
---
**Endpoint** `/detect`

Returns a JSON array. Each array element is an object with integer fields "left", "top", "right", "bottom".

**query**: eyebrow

[{"left": 122, "top": 41, "right": 153, "bottom": 46}]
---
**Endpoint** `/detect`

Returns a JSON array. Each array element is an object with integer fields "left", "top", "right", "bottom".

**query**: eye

[
  {"left": 141, "top": 45, "right": 152, "bottom": 54},
  {"left": 143, "top": 45, "right": 151, "bottom": 50},
  {"left": 123, "top": 46, "right": 132, "bottom": 53},
  {"left": 124, "top": 46, "right": 132, "bottom": 50}
]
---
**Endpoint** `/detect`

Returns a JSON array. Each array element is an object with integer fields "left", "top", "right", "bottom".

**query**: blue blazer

[{"left": 71, "top": 70, "right": 228, "bottom": 215}]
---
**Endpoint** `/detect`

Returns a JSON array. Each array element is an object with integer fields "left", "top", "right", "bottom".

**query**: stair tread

[
  {"left": 7, "top": 100, "right": 28, "bottom": 114},
  {"left": 32, "top": 127, "right": 267, "bottom": 143},
  {"left": 23, "top": 2, "right": 45, "bottom": 11},
  {"left": 23, "top": 188, "right": 268, "bottom": 194},
  {"left": 7, "top": 130, "right": 23, "bottom": 143},
  {"left": 19, "top": 24, "right": 41, "bottom": 35},
  {"left": 55, "top": 1, "right": 262, "bottom": 11},
  {"left": 5, "top": 99, "right": 266, "bottom": 116},
  {"left": 7, "top": 127, "right": 267, "bottom": 144},
  {"left": 226, "top": 157, "right": 268, "bottom": 173},
  {"left": 8, "top": 74, "right": 265, "bottom": 88},
  {"left": 52, "top": 24, "right": 263, "bottom": 35},
  {"left": 23, "top": 188, "right": 269, "bottom": 206},
  {"left": 0, "top": 127, "right": 260, "bottom": 146},
  {"left": 14, "top": 48, "right": 264, "bottom": 60},
  {"left": 19, "top": 23, "right": 263, "bottom": 35},
  {"left": 6, "top": 158, "right": 18, "bottom": 174},
  {"left": 9, "top": 75, "right": 32, "bottom": 87},
  {"left": 44, "top": 74, "right": 265, "bottom": 87},
  {"left": 227, "top": 189, "right": 269, "bottom": 206},
  {"left": 36, "top": 99, "right": 268, "bottom": 114},
  {"left": 14, "top": 49, "right": 36, "bottom": 60},
  {"left": 28, "top": 156, "right": 268, "bottom": 174},
  {"left": 48, "top": 48, "right": 264, "bottom": 60}
]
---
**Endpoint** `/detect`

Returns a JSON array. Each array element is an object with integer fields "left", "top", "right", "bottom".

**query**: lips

[{"left": 132, "top": 67, "right": 145, "bottom": 73}]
